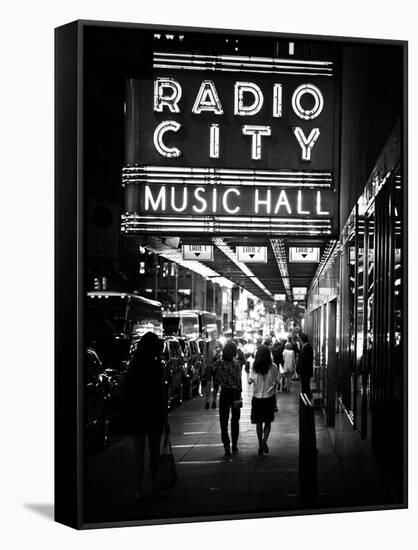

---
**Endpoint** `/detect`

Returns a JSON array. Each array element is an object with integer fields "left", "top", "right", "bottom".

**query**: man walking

[
  {"left": 296, "top": 333, "right": 314, "bottom": 399},
  {"left": 204, "top": 331, "right": 222, "bottom": 409}
]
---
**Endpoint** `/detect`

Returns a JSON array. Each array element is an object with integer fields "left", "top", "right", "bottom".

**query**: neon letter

[
  {"left": 234, "top": 82, "right": 264, "bottom": 116},
  {"left": 212, "top": 188, "right": 218, "bottom": 213},
  {"left": 293, "top": 127, "right": 320, "bottom": 161},
  {"left": 144, "top": 185, "right": 166, "bottom": 211},
  {"left": 255, "top": 189, "right": 271, "bottom": 214},
  {"left": 242, "top": 125, "right": 271, "bottom": 160},
  {"left": 292, "top": 84, "right": 324, "bottom": 120},
  {"left": 222, "top": 188, "right": 241, "bottom": 214},
  {"left": 193, "top": 187, "right": 207, "bottom": 213},
  {"left": 274, "top": 190, "right": 292, "bottom": 214},
  {"left": 153, "top": 78, "right": 182, "bottom": 113},
  {"left": 171, "top": 186, "right": 188, "bottom": 212},
  {"left": 297, "top": 190, "right": 310, "bottom": 215},
  {"left": 210, "top": 124, "right": 220, "bottom": 159},
  {"left": 153, "top": 120, "right": 182, "bottom": 158},
  {"left": 316, "top": 191, "right": 330, "bottom": 215},
  {"left": 192, "top": 81, "right": 224, "bottom": 114},
  {"left": 273, "top": 84, "right": 283, "bottom": 118}
]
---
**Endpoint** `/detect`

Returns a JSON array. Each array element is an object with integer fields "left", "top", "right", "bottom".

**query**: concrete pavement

[{"left": 84, "top": 374, "right": 388, "bottom": 525}]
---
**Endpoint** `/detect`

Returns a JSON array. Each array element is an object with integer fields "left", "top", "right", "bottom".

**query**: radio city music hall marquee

[{"left": 122, "top": 50, "right": 339, "bottom": 235}]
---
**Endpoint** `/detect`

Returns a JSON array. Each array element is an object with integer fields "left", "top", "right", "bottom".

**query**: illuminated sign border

[
  {"left": 121, "top": 213, "right": 332, "bottom": 235},
  {"left": 122, "top": 166, "right": 333, "bottom": 188},
  {"left": 153, "top": 52, "right": 334, "bottom": 77}
]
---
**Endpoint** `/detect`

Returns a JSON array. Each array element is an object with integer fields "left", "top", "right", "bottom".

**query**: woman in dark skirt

[{"left": 248, "top": 345, "right": 279, "bottom": 455}]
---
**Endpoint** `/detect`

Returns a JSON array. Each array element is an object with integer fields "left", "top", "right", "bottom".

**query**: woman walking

[
  {"left": 125, "top": 331, "right": 168, "bottom": 500},
  {"left": 248, "top": 345, "right": 279, "bottom": 456},
  {"left": 216, "top": 340, "right": 242, "bottom": 458},
  {"left": 282, "top": 341, "right": 296, "bottom": 392}
]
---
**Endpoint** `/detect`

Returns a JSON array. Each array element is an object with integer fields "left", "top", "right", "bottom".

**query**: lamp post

[
  {"left": 230, "top": 286, "right": 238, "bottom": 338},
  {"left": 153, "top": 255, "right": 158, "bottom": 301},
  {"left": 175, "top": 263, "right": 179, "bottom": 310}
]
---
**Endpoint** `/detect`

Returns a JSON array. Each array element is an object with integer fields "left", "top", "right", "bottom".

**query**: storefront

[{"left": 306, "top": 121, "right": 404, "bottom": 499}]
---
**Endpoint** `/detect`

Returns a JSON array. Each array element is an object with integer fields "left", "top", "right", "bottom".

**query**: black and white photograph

[
  {"left": 55, "top": 19, "right": 407, "bottom": 528},
  {"left": 2, "top": 1, "right": 416, "bottom": 548}
]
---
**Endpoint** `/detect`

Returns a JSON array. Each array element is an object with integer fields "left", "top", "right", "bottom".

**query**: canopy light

[
  {"left": 270, "top": 238, "right": 292, "bottom": 300},
  {"left": 212, "top": 237, "right": 273, "bottom": 298},
  {"left": 144, "top": 237, "right": 234, "bottom": 289}
]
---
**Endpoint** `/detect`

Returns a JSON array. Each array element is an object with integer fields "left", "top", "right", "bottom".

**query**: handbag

[{"left": 155, "top": 423, "right": 177, "bottom": 490}]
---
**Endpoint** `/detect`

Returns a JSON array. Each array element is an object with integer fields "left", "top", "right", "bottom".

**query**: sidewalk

[{"left": 85, "top": 376, "right": 349, "bottom": 525}]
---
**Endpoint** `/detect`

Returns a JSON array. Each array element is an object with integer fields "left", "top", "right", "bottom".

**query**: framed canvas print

[{"left": 55, "top": 20, "right": 407, "bottom": 529}]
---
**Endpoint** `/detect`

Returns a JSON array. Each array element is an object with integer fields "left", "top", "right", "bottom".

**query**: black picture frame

[{"left": 55, "top": 20, "right": 408, "bottom": 529}]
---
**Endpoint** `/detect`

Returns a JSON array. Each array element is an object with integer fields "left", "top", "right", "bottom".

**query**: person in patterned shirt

[{"left": 215, "top": 340, "right": 242, "bottom": 458}]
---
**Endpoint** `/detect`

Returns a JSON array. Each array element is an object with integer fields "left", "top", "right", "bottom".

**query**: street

[{"left": 86, "top": 376, "right": 351, "bottom": 525}]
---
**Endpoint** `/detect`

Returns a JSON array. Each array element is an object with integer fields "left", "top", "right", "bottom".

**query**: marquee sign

[
  {"left": 182, "top": 244, "right": 214, "bottom": 260},
  {"left": 122, "top": 49, "right": 339, "bottom": 236},
  {"left": 236, "top": 246, "right": 268, "bottom": 263},
  {"left": 289, "top": 246, "right": 321, "bottom": 262}
]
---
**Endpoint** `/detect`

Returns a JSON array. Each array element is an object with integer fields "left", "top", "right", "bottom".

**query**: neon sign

[
  {"left": 124, "top": 184, "right": 332, "bottom": 218},
  {"left": 125, "top": 71, "right": 336, "bottom": 170},
  {"left": 150, "top": 78, "right": 324, "bottom": 162},
  {"left": 123, "top": 50, "right": 339, "bottom": 236}
]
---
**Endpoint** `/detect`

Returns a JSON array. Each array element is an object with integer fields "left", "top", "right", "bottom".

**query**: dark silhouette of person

[
  {"left": 291, "top": 335, "right": 300, "bottom": 361},
  {"left": 216, "top": 341, "right": 242, "bottom": 457},
  {"left": 272, "top": 339, "right": 285, "bottom": 390},
  {"left": 272, "top": 339, "right": 284, "bottom": 369},
  {"left": 125, "top": 331, "right": 168, "bottom": 499},
  {"left": 296, "top": 332, "right": 314, "bottom": 399}
]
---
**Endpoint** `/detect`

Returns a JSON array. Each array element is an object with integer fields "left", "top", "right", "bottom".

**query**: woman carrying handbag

[{"left": 125, "top": 332, "right": 169, "bottom": 500}]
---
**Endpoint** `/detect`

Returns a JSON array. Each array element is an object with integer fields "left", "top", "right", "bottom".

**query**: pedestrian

[
  {"left": 292, "top": 334, "right": 300, "bottom": 360},
  {"left": 216, "top": 340, "right": 242, "bottom": 457},
  {"left": 272, "top": 339, "right": 284, "bottom": 390},
  {"left": 296, "top": 332, "right": 314, "bottom": 399},
  {"left": 256, "top": 336, "right": 263, "bottom": 350},
  {"left": 263, "top": 337, "right": 272, "bottom": 348},
  {"left": 282, "top": 342, "right": 295, "bottom": 392},
  {"left": 248, "top": 345, "right": 279, "bottom": 456},
  {"left": 235, "top": 340, "right": 246, "bottom": 371},
  {"left": 271, "top": 339, "right": 284, "bottom": 368},
  {"left": 243, "top": 339, "right": 254, "bottom": 376},
  {"left": 125, "top": 331, "right": 168, "bottom": 500},
  {"left": 204, "top": 331, "right": 223, "bottom": 409}
]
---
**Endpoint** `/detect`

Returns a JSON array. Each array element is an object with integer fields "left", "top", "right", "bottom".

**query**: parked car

[
  {"left": 163, "top": 311, "right": 199, "bottom": 339},
  {"left": 163, "top": 309, "right": 218, "bottom": 339},
  {"left": 87, "top": 291, "right": 163, "bottom": 371},
  {"left": 178, "top": 338, "right": 203, "bottom": 399},
  {"left": 86, "top": 348, "right": 111, "bottom": 451}
]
